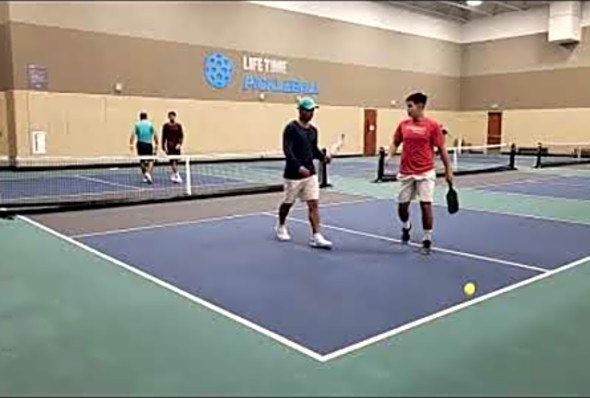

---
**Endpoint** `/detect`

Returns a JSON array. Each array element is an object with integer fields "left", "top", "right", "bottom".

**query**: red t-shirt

[{"left": 394, "top": 117, "right": 443, "bottom": 175}]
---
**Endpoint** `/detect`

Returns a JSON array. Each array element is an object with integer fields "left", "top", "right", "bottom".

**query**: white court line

[
  {"left": 467, "top": 176, "right": 563, "bottom": 190},
  {"left": 72, "top": 212, "right": 267, "bottom": 239},
  {"left": 71, "top": 197, "right": 378, "bottom": 239},
  {"left": 19, "top": 215, "right": 326, "bottom": 363},
  {"left": 275, "top": 214, "right": 548, "bottom": 274},
  {"left": 469, "top": 176, "right": 590, "bottom": 191},
  {"left": 74, "top": 175, "right": 145, "bottom": 191},
  {"left": 18, "top": 214, "right": 590, "bottom": 364},
  {"left": 322, "top": 254, "right": 590, "bottom": 362}
]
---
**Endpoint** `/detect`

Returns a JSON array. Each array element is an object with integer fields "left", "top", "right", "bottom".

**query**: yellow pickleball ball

[{"left": 464, "top": 282, "right": 476, "bottom": 297}]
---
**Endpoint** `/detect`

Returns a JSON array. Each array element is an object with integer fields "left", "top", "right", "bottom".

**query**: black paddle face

[{"left": 446, "top": 184, "right": 459, "bottom": 214}]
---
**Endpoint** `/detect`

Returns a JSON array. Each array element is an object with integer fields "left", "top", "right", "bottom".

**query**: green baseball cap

[{"left": 297, "top": 97, "right": 319, "bottom": 111}]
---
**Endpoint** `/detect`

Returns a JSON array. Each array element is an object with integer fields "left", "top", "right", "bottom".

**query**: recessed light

[{"left": 466, "top": 0, "right": 483, "bottom": 6}]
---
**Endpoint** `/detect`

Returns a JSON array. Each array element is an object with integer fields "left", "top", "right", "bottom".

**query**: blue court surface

[
  {"left": 477, "top": 175, "right": 590, "bottom": 200},
  {"left": 75, "top": 199, "right": 590, "bottom": 358}
]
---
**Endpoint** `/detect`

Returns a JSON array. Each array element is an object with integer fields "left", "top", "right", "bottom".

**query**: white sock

[
  {"left": 402, "top": 221, "right": 411, "bottom": 230},
  {"left": 424, "top": 230, "right": 432, "bottom": 241}
]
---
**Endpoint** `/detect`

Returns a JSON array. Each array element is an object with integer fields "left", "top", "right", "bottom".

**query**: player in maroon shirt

[
  {"left": 387, "top": 92, "right": 453, "bottom": 254},
  {"left": 161, "top": 111, "right": 184, "bottom": 183}
]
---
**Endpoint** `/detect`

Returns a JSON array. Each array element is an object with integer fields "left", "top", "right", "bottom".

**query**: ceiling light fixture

[{"left": 466, "top": 0, "right": 483, "bottom": 6}]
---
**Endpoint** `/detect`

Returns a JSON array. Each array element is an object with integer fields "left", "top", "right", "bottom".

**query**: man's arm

[
  {"left": 178, "top": 124, "right": 184, "bottom": 148},
  {"left": 161, "top": 124, "right": 168, "bottom": 152},
  {"left": 311, "top": 129, "right": 327, "bottom": 163},
  {"left": 387, "top": 125, "right": 403, "bottom": 162},
  {"left": 434, "top": 125, "right": 453, "bottom": 184},
  {"left": 152, "top": 125, "right": 159, "bottom": 153},
  {"left": 129, "top": 126, "right": 136, "bottom": 151},
  {"left": 283, "top": 125, "right": 301, "bottom": 169}
]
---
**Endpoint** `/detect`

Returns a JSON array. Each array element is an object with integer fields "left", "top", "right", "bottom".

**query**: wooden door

[
  {"left": 487, "top": 112, "right": 502, "bottom": 147},
  {"left": 364, "top": 109, "right": 377, "bottom": 156}
]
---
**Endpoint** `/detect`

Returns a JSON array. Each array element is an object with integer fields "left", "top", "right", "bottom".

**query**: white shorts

[
  {"left": 397, "top": 170, "right": 436, "bottom": 203},
  {"left": 283, "top": 175, "right": 320, "bottom": 204}
]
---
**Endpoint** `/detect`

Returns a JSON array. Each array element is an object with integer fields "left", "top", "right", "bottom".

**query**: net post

[
  {"left": 452, "top": 148, "right": 458, "bottom": 171},
  {"left": 184, "top": 156, "right": 192, "bottom": 195},
  {"left": 376, "top": 147, "right": 386, "bottom": 182},
  {"left": 509, "top": 143, "right": 516, "bottom": 169},
  {"left": 320, "top": 148, "right": 330, "bottom": 188},
  {"left": 535, "top": 142, "right": 543, "bottom": 168}
]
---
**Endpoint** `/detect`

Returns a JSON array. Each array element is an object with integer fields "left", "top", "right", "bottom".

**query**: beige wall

[
  {"left": 503, "top": 109, "right": 590, "bottom": 148},
  {"left": 6, "top": 1, "right": 461, "bottom": 77},
  {"left": 461, "top": 27, "right": 590, "bottom": 111},
  {"left": 6, "top": 1, "right": 589, "bottom": 158},
  {"left": 462, "top": 28, "right": 590, "bottom": 77},
  {"left": 376, "top": 109, "right": 488, "bottom": 150},
  {"left": 0, "top": 2, "right": 8, "bottom": 24},
  {"left": 5, "top": 22, "right": 460, "bottom": 110},
  {"left": 11, "top": 90, "right": 363, "bottom": 158},
  {"left": 0, "top": 21, "right": 11, "bottom": 91}
]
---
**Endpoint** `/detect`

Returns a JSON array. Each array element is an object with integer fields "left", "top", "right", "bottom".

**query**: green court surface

[{"left": 2, "top": 166, "right": 590, "bottom": 396}]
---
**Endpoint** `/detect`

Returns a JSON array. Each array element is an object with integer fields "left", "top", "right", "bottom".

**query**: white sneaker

[
  {"left": 170, "top": 173, "right": 182, "bottom": 184},
  {"left": 145, "top": 173, "right": 153, "bottom": 184},
  {"left": 310, "top": 233, "right": 333, "bottom": 249},
  {"left": 275, "top": 224, "right": 291, "bottom": 241}
]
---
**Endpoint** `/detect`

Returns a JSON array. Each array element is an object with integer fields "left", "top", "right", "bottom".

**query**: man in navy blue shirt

[{"left": 275, "top": 97, "right": 332, "bottom": 249}]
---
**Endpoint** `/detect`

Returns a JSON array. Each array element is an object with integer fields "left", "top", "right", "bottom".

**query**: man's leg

[
  {"left": 307, "top": 199, "right": 320, "bottom": 234},
  {"left": 397, "top": 179, "right": 415, "bottom": 243},
  {"left": 278, "top": 202, "right": 294, "bottom": 227},
  {"left": 276, "top": 180, "right": 298, "bottom": 241},
  {"left": 303, "top": 176, "right": 332, "bottom": 249},
  {"left": 398, "top": 201, "right": 412, "bottom": 243},
  {"left": 417, "top": 178, "right": 436, "bottom": 254}
]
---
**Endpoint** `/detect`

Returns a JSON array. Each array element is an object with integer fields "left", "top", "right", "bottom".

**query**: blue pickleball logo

[{"left": 204, "top": 53, "right": 234, "bottom": 89}]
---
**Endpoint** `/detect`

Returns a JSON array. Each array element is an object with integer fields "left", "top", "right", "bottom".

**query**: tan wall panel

[
  {"left": 448, "top": 111, "right": 488, "bottom": 147},
  {"left": 463, "top": 29, "right": 590, "bottom": 77},
  {"left": 13, "top": 91, "right": 364, "bottom": 157},
  {"left": 0, "top": 2, "right": 8, "bottom": 24},
  {"left": 503, "top": 109, "right": 590, "bottom": 148},
  {"left": 376, "top": 109, "right": 487, "bottom": 150},
  {"left": 375, "top": 108, "right": 405, "bottom": 149},
  {"left": 7, "top": 22, "right": 459, "bottom": 110},
  {"left": 7, "top": 1, "right": 461, "bottom": 77},
  {"left": 0, "top": 23, "right": 12, "bottom": 91},
  {"left": 11, "top": 90, "right": 31, "bottom": 156},
  {"left": 0, "top": 91, "right": 7, "bottom": 156}
]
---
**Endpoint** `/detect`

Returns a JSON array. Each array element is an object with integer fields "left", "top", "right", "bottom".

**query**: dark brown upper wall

[
  {"left": 0, "top": 22, "right": 11, "bottom": 91},
  {"left": 461, "top": 67, "right": 590, "bottom": 110},
  {"left": 8, "top": 22, "right": 460, "bottom": 110}
]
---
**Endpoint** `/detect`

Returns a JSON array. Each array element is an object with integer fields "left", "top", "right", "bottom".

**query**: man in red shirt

[{"left": 387, "top": 92, "right": 453, "bottom": 254}]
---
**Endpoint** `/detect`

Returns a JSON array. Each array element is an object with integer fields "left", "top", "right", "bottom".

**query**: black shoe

[
  {"left": 421, "top": 239, "right": 432, "bottom": 255},
  {"left": 401, "top": 225, "right": 411, "bottom": 244}
]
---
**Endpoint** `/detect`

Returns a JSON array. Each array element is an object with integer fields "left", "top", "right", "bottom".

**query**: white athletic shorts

[
  {"left": 283, "top": 175, "right": 320, "bottom": 203},
  {"left": 397, "top": 169, "right": 436, "bottom": 203}
]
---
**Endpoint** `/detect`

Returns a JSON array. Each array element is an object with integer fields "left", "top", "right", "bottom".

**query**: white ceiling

[{"left": 385, "top": 1, "right": 552, "bottom": 23}]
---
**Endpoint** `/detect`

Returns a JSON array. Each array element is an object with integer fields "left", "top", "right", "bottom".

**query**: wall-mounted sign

[
  {"left": 27, "top": 65, "right": 48, "bottom": 91},
  {"left": 203, "top": 52, "right": 319, "bottom": 95},
  {"left": 31, "top": 131, "right": 47, "bottom": 154}
]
